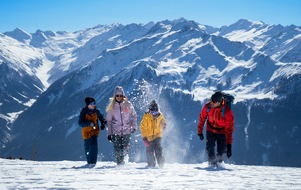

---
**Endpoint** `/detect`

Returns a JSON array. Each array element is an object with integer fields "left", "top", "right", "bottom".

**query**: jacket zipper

[
  {"left": 152, "top": 117, "right": 156, "bottom": 140},
  {"left": 213, "top": 109, "right": 218, "bottom": 127},
  {"left": 119, "top": 102, "right": 124, "bottom": 135}
]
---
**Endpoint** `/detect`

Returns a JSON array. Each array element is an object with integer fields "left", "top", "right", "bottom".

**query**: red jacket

[{"left": 197, "top": 102, "right": 234, "bottom": 144}]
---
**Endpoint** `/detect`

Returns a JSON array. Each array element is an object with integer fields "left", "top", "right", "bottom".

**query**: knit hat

[
  {"left": 211, "top": 91, "right": 223, "bottom": 102},
  {"left": 114, "top": 86, "right": 125, "bottom": 96},
  {"left": 149, "top": 100, "right": 159, "bottom": 111},
  {"left": 85, "top": 97, "right": 96, "bottom": 106}
]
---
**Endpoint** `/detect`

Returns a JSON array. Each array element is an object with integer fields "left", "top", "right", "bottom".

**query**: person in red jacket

[{"left": 197, "top": 91, "right": 234, "bottom": 166}]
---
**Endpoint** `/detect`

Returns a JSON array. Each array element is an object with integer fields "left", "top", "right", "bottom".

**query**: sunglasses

[
  {"left": 115, "top": 95, "right": 123, "bottom": 98},
  {"left": 89, "top": 101, "right": 96, "bottom": 106}
]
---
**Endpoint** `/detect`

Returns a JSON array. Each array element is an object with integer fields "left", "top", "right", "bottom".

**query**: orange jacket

[
  {"left": 78, "top": 107, "right": 105, "bottom": 139},
  {"left": 197, "top": 102, "right": 234, "bottom": 144},
  {"left": 81, "top": 112, "right": 100, "bottom": 139}
]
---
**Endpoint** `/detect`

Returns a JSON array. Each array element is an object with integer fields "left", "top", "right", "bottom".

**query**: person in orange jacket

[
  {"left": 197, "top": 91, "right": 234, "bottom": 166},
  {"left": 78, "top": 97, "right": 106, "bottom": 165},
  {"left": 140, "top": 100, "right": 166, "bottom": 168}
]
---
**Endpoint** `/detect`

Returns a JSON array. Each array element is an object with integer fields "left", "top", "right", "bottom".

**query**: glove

[
  {"left": 107, "top": 135, "right": 112, "bottom": 142},
  {"left": 100, "top": 120, "right": 107, "bottom": 130},
  {"left": 226, "top": 144, "right": 232, "bottom": 158},
  {"left": 100, "top": 125, "right": 105, "bottom": 130},
  {"left": 143, "top": 138, "right": 150, "bottom": 147},
  {"left": 198, "top": 133, "right": 204, "bottom": 141}
]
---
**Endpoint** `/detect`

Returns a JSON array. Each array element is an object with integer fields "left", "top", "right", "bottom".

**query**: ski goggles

[
  {"left": 150, "top": 111, "right": 159, "bottom": 115},
  {"left": 89, "top": 101, "right": 96, "bottom": 106}
]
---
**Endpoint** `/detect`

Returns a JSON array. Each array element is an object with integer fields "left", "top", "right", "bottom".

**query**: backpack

[{"left": 206, "top": 92, "right": 234, "bottom": 119}]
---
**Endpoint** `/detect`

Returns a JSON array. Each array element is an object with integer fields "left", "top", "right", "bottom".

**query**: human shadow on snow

[
  {"left": 194, "top": 166, "right": 233, "bottom": 172},
  {"left": 62, "top": 164, "right": 116, "bottom": 169}
]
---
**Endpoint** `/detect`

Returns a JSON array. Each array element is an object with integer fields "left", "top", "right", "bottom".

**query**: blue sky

[{"left": 1, "top": 0, "right": 300, "bottom": 33}]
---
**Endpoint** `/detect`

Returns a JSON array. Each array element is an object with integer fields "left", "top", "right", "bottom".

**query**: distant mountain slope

[
  {"left": 0, "top": 62, "right": 43, "bottom": 146},
  {"left": 216, "top": 19, "right": 301, "bottom": 62}
]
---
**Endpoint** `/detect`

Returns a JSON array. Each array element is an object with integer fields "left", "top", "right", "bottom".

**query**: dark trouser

[
  {"left": 146, "top": 137, "right": 164, "bottom": 167},
  {"left": 84, "top": 135, "right": 98, "bottom": 164},
  {"left": 206, "top": 131, "right": 226, "bottom": 164},
  {"left": 112, "top": 134, "right": 131, "bottom": 165}
]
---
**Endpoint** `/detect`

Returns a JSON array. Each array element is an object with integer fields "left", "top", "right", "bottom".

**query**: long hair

[
  {"left": 106, "top": 97, "right": 128, "bottom": 112},
  {"left": 106, "top": 97, "right": 116, "bottom": 112}
]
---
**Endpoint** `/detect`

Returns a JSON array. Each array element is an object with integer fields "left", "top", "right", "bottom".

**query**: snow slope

[{"left": 1, "top": 158, "right": 300, "bottom": 189}]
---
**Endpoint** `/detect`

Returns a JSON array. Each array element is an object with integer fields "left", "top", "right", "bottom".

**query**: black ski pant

[
  {"left": 112, "top": 134, "right": 131, "bottom": 165},
  {"left": 84, "top": 135, "right": 98, "bottom": 164},
  {"left": 146, "top": 137, "right": 164, "bottom": 167},
  {"left": 206, "top": 131, "right": 226, "bottom": 163}
]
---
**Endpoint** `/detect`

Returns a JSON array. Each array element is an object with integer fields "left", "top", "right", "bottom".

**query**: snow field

[{"left": 1, "top": 159, "right": 300, "bottom": 189}]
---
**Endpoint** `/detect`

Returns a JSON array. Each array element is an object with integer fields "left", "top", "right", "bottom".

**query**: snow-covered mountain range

[{"left": 0, "top": 18, "right": 300, "bottom": 167}]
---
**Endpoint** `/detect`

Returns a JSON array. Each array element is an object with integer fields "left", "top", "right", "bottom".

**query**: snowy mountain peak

[
  {"left": 143, "top": 21, "right": 155, "bottom": 30},
  {"left": 4, "top": 28, "right": 31, "bottom": 43},
  {"left": 232, "top": 19, "right": 265, "bottom": 28},
  {"left": 147, "top": 20, "right": 174, "bottom": 34},
  {"left": 170, "top": 20, "right": 203, "bottom": 33},
  {"left": 171, "top": 17, "right": 188, "bottom": 23},
  {"left": 218, "top": 19, "right": 268, "bottom": 39},
  {"left": 30, "top": 30, "right": 48, "bottom": 47}
]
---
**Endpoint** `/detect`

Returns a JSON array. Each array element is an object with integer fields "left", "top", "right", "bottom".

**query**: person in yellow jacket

[{"left": 140, "top": 100, "right": 166, "bottom": 168}]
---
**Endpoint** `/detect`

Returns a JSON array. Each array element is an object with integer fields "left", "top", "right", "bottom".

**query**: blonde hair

[
  {"left": 106, "top": 97, "right": 115, "bottom": 112},
  {"left": 106, "top": 96, "right": 127, "bottom": 112}
]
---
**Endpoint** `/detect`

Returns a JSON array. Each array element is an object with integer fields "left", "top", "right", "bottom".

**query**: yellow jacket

[{"left": 140, "top": 112, "right": 166, "bottom": 141}]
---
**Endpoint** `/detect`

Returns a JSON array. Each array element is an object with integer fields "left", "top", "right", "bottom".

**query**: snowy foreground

[{"left": 1, "top": 158, "right": 301, "bottom": 190}]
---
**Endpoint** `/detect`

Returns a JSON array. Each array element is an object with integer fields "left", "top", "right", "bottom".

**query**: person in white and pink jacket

[{"left": 106, "top": 86, "right": 137, "bottom": 165}]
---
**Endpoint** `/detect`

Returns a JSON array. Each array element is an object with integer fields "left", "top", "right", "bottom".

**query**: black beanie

[
  {"left": 149, "top": 100, "right": 159, "bottom": 111},
  {"left": 85, "top": 97, "right": 95, "bottom": 106},
  {"left": 211, "top": 91, "right": 223, "bottom": 102}
]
